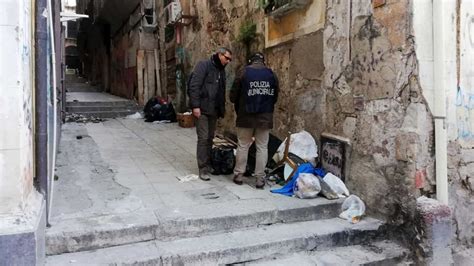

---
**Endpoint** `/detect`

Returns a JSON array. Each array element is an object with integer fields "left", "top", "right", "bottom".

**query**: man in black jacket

[
  {"left": 230, "top": 52, "right": 279, "bottom": 189},
  {"left": 188, "top": 47, "right": 232, "bottom": 181}
]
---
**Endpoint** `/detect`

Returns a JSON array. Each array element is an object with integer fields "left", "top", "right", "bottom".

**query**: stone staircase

[
  {"left": 45, "top": 198, "right": 409, "bottom": 265},
  {"left": 65, "top": 74, "right": 141, "bottom": 119},
  {"left": 66, "top": 100, "right": 141, "bottom": 119}
]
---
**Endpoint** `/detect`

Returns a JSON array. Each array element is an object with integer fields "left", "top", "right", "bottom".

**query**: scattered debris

[
  {"left": 76, "top": 135, "right": 83, "bottom": 140},
  {"left": 125, "top": 112, "right": 143, "bottom": 119},
  {"left": 274, "top": 130, "right": 318, "bottom": 165},
  {"left": 294, "top": 173, "right": 321, "bottom": 199},
  {"left": 152, "top": 120, "right": 171, "bottom": 124},
  {"left": 66, "top": 113, "right": 105, "bottom": 123},
  {"left": 339, "top": 195, "right": 366, "bottom": 223},
  {"left": 324, "top": 173, "right": 350, "bottom": 198},
  {"left": 176, "top": 174, "right": 199, "bottom": 182},
  {"left": 317, "top": 175, "right": 339, "bottom": 200}
]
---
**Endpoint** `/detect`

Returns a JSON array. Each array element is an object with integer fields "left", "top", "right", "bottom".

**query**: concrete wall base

[{"left": 0, "top": 195, "right": 46, "bottom": 266}]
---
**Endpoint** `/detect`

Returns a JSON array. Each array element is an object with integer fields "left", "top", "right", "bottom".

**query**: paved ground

[{"left": 50, "top": 116, "right": 306, "bottom": 225}]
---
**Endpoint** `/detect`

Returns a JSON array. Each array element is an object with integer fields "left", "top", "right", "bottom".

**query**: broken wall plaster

[{"left": 324, "top": 0, "right": 435, "bottom": 224}]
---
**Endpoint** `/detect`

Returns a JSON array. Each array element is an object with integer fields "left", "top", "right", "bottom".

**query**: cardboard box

[{"left": 177, "top": 113, "right": 195, "bottom": 128}]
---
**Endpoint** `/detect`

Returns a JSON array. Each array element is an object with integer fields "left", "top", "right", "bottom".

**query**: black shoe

[
  {"left": 233, "top": 174, "right": 243, "bottom": 185},
  {"left": 256, "top": 177, "right": 265, "bottom": 189},
  {"left": 199, "top": 170, "right": 211, "bottom": 181}
]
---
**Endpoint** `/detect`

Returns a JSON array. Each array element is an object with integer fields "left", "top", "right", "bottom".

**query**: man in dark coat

[
  {"left": 230, "top": 52, "right": 279, "bottom": 189},
  {"left": 188, "top": 47, "right": 232, "bottom": 181}
]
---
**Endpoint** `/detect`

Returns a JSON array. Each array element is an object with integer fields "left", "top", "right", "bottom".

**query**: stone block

[
  {"left": 343, "top": 117, "right": 357, "bottom": 139},
  {"left": 395, "top": 132, "right": 418, "bottom": 162},
  {"left": 416, "top": 196, "right": 453, "bottom": 265},
  {"left": 0, "top": 198, "right": 45, "bottom": 265}
]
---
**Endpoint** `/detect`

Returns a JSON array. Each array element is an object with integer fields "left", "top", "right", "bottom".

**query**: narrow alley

[{"left": 1, "top": 0, "right": 474, "bottom": 265}]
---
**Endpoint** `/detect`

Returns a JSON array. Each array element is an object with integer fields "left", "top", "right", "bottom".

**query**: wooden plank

[
  {"left": 137, "top": 50, "right": 145, "bottom": 105},
  {"left": 146, "top": 50, "right": 156, "bottom": 99},
  {"left": 154, "top": 49, "right": 162, "bottom": 97}
]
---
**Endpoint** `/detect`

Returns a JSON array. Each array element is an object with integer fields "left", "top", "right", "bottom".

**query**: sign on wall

[{"left": 320, "top": 134, "right": 348, "bottom": 182}]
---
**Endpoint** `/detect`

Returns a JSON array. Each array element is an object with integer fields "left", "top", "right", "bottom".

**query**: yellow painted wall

[{"left": 265, "top": 0, "right": 325, "bottom": 47}]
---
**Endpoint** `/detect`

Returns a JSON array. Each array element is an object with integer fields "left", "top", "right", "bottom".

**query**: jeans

[
  {"left": 195, "top": 114, "right": 217, "bottom": 171},
  {"left": 234, "top": 127, "right": 270, "bottom": 178}
]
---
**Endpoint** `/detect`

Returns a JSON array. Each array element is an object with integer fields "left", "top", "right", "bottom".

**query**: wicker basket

[{"left": 177, "top": 113, "right": 195, "bottom": 128}]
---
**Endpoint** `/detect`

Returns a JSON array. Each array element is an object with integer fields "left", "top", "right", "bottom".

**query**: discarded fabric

[
  {"left": 339, "top": 195, "right": 365, "bottom": 223},
  {"left": 294, "top": 173, "right": 321, "bottom": 199},
  {"left": 271, "top": 163, "right": 326, "bottom": 197}
]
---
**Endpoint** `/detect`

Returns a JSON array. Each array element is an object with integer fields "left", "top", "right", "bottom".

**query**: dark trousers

[{"left": 195, "top": 114, "right": 217, "bottom": 171}]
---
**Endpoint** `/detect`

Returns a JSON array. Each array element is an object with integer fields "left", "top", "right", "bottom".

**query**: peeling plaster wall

[{"left": 324, "top": 0, "right": 435, "bottom": 221}]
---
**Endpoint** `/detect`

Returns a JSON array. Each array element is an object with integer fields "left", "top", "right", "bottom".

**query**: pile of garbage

[
  {"left": 269, "top": 130, "right": 365, "bottom": 224},
  {"left": 143, "top": 96, "right": 177, "bottom": 123},
  {"left": 65, "top": 113, "right": 105, "bottom": 123}
]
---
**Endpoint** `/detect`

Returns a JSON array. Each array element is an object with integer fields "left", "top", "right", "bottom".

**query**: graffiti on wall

[
  {"left": 456, "top": 87, "right": 474, "bottom": 142},
  {"left": 457, "top": 9, "right": 474, "bottom": 145}
]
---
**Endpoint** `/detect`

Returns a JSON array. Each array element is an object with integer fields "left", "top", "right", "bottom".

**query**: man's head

[
  {"left": 216, "top": 47, "right": 233, "bottom": 66},
  {"left": 249, "top": 52, "right": 265, "bottom": 65}
]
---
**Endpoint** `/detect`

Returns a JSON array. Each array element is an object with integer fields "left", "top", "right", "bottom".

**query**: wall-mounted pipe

[
  {"left": 47, "top": 0, "right": 58, "bottom": 222},
  {"left": 35, "top": 0, "right": 48, "bottom": 221},
  {"left": 433, "top": 0, "right": 448, "bottom": 205}
]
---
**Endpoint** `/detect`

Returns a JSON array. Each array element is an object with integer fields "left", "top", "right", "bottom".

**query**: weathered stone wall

[
  {"left": 324, "top": 0, "right": 435, "bottom": 221},
  {"left": 179, "top": 0, "right": 437, "bottom": 228},
  {"left": 413, "top": 0, "right": 474, "bottom": 251},
  {"left": 178, "top": 0, "right": 326, "bottom": 140},
  {"left": 447, "top": 0, "right": 474, "bottom": 250}
]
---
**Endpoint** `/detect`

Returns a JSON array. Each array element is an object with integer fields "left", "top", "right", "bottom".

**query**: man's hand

[{"left": 192, "top": 108, "right": 201, "bottom": 118}]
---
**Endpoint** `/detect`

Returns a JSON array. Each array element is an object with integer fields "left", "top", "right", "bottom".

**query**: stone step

[
  {"left": 46, "top": 198, "right": 344, "bottom": 255},
  {"left": 66, "top": 105, "right": 141, "bottom": 113},
  {"left": 46, "top": 217, "right": 386, "bottom": 265},
  {"left": 247, "top": 240, "right": 409, "bottom": 265},
  {"left": 66, "top": 110, "right": 140, "bottom": 118},
  {"left": 66, "top": 101, "right": 138, "bottom": 107}
]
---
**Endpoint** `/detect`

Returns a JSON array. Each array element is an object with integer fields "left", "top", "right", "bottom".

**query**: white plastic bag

[
  {"left": 294, "top": 173, "right": 321, "bottom": 199},
  {"left": 323, "top": 173, "right": 350, "bottom": 198},
  {"left": 274, "top": 131, "right": 318, "bottom": 165},
  {"left": 339, "top": 195, "right": 365, "bottom": 223}
]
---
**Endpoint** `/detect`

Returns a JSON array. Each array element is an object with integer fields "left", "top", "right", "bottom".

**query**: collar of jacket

[
  {"left": 211, "top": 53, "right": 226, "bottom": 70},
  {"left": 248, "top": 61, "right": 265, "bottom": 68}
]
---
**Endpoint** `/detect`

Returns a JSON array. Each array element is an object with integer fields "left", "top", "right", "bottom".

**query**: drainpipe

[
  {"left": 47, "top": 0, "right": 58, "bottom": 222},
  {"left": 433, "top": 0, "right": 448, "bottom": 205},
  {"left": 35, "top": 0, "right": 48, "bottom": 221}
]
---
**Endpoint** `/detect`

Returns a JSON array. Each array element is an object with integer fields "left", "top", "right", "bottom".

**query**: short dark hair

[
  {"left": 249, "top": 52, "right": 265, "bottom": 63},
  {"left": 216, "top": 47, "right": 232, "bottom": 55}
]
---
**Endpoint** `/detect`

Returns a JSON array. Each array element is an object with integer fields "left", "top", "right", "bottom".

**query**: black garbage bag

[
  {"left": 211, "top": 147, "right": 235, "bottom": 175},
  {"left": 144, "top": 96, "right": 177, "bottom": 123}
]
